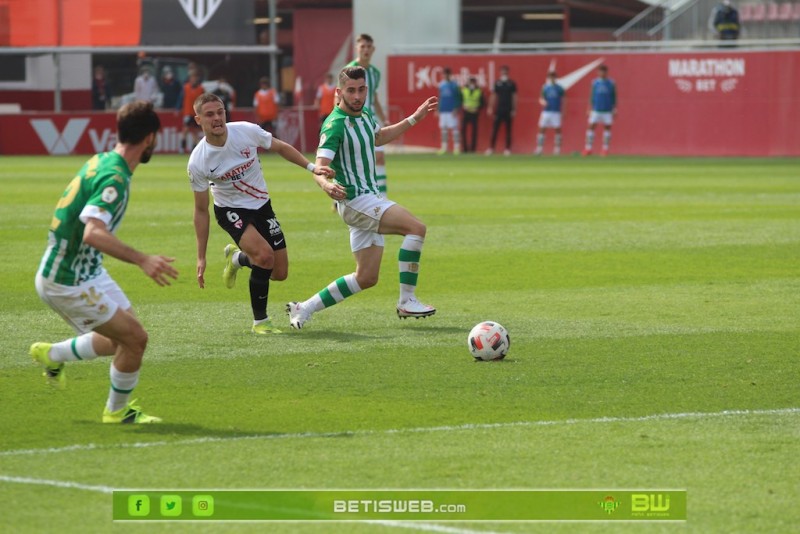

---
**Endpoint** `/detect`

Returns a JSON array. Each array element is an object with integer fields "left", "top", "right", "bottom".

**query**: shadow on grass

[
  {"left": 70, "top": 420, "right": 358, "bottom": 440},
  {"left": 118, "top": 423, "right": 358, "bottom": 440}
]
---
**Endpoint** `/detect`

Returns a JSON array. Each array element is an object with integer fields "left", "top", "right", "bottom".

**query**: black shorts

[{"left": 213, "top": 200, "right": 287, "bottom": 250}]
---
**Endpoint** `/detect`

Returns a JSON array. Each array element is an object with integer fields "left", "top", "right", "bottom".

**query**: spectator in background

[
  {"left": 212, "top": 77, "right": 236, "bottom": 122},
  {"left": 460, "top": 76, "right": 483, "bottom": 153},
  {"left": 710, "top": 0, "right": 740, "bottom": 43},
  {"left": 436, "top": 67, "right": 461, "bottom": 155},
  {"left": 159, "top": 67, "right": 182, "bottom": 111},
  {"left": 583, "top": 64, "right": 617, "bottom": 157},
  {"left": 535, "top": 71, "right": 566, "bottom": 156},
  {"left": 253, "top": 77, "right": 280, "bottom": 135},
  {"left": 314, "top": 73, "right": 336, "bottom": 126},
  {"left": 133, "top": 66, "right": 159, "bottom": 104},
  {"left": 180, "top": 70, "right": 205, "bottom": 153},
  {"left": 485, "top": 65, "right": 517, "bottom": 156},
  {"left": 91, "top": 65, "right": 111, "bottom": 111}
]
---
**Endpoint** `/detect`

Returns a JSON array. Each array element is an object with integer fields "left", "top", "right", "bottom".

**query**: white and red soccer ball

[{"left": 467, "top": 321, "right": 510, "bottom": 361}]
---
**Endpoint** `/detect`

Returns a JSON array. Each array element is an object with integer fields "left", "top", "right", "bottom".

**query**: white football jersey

[{"left": 188, "top": 121, "right": 273, "bottom": 210}]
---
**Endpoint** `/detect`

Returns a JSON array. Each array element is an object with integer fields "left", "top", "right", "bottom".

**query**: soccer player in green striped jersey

[
  {"left": 30, "top": 101, "right": 177, "bottom": 424},
  {"left": 346, "top": 33, "right": 390, "bottom": 194},
  {"left": 286, "top": 66, "right": 438, "bottom": 329}
]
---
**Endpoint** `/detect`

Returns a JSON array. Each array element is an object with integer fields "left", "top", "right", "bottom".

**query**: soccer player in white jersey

[
  {"left": 30, "top": 101, "right": 177, "bottom": 424},
  {"left": 286, "top": 66, "right": 438, "bottom": 329},
  {"left": 188, "top": 93, "right": 337, "bottom": 334}
]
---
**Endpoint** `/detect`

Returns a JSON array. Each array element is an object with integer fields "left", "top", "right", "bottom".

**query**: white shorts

[
  {"left": 439, "top": 111, "right": 459, "bottom": 130},
  {"left": 589, "top": 111, "right": 614, "bottom": 126},
  {"left": 35, "top": 271, "right": 129, "bottom": 334},
  {"left": 336, "top": 194, "right": 396, "bottom": 252},
  {"left": 538, "top": 111, "right": 562, "bottom": 129}
]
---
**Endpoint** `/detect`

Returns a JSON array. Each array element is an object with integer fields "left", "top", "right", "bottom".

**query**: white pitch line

[
  {"left": 1, "top": 407, "right": 798, "bottom": 458},
  {"left": 0, "top": 474, "right": 113, "bottom": 494}
]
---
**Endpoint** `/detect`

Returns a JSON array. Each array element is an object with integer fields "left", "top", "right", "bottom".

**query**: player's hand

[
  {"left": 323, "top": 180, "right": 347, "bottom": 201},
  {"left": 411, "top": 96, "right": 438, "bottom": 122},
  {"left": 141, "top": 255, "right": 178, "bottom": 287},
  {"left": 312, "top": 165, "right": 335, "bottom": 179},
  {"left": 196, "top": 258, "right": 206, "bottom": 289}
]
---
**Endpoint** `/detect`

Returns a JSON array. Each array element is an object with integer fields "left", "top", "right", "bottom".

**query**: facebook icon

[{"left": 128, "top": 495, "right": 150, "bottom": 516}]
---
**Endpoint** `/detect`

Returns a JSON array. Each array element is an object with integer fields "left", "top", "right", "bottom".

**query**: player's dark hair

[
  {"left": 599, "top": 64, "right": 608, "bottom": 72},
  {"left": 193, "top": 93, "right": 224, "bottom": 115},
  {"left": 339, "top": 66, "right": 366, "bottom": 87},
  {"left": 356, "top": 33, "right": 374, "bottom": 44},
  {"left": 116, "top": 101, "right": 160, "bottom": 144},
  {"left": 444, "top": 67, "right": 452, "bottom": 76}
]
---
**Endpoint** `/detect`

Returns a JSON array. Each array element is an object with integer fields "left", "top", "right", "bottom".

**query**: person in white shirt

[
  {"left": 133, "top": 67, "right": 159, "bottom": 104},
  {"left": 188, "top": 93, "right": 340, "bottom": 334}
]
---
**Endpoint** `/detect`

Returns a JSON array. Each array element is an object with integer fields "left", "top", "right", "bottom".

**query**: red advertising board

[
  {"left": 0, "top": 109, "right": 321, "bottom": 155},
  {"left": 388, "top": 50, "right": 800, "bottom": 156}
]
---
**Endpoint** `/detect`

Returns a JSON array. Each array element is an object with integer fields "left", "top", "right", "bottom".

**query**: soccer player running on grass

[
  {"left": 188, "top": 93, "right": 336, "bottom": 334},
  {"left": 286, "top": 66, "right": 438, "bottom": 329},
  {"left": 30, "top": 101, "right": 177, "bottom": 424}
]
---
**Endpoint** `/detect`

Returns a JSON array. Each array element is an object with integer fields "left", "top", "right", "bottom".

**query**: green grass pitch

[{"left": 1, "top": 154, "right": 798, "bottom": 533}]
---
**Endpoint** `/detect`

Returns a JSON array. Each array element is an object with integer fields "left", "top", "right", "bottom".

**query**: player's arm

[
  {"left": 268, "top": 138, "right": 335, "bottom": 178},
  {"left": 193, "top": 190, "right": 210, "bottom": 289},
  {"left": 375, "top": 96, "right": 438, "bottom": 147},
  {"left": 83, "top": 218, "right": 177, "bottom": 287},
  {"left": 611, "top": 83, "right": 617, "bottom": 115},
  {"left": 313, "top": 154, "right": 346, "bottom": 200}
]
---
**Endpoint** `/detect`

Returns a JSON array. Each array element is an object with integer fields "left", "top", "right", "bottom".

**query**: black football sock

[{"left": 249, "top": 266, "right": 272, "bottom": 321}]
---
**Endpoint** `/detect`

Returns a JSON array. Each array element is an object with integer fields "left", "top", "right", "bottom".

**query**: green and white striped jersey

[
  {"left": 317, "top": 106, "right": 380, "bottom": 200},
  {"left": 345, "top": 60, "right": 381, "bottom": 115},
  {"left": 38, "top": 152, "right": 132, "bottom": 285}
]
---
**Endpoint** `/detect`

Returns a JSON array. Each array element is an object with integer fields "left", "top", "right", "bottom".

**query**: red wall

[{"left": 388, "top": 50, "right": 800, "bottom": 156}]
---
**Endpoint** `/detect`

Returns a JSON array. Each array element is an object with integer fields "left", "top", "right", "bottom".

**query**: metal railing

[{"left": 616, "top": 0, "right": 800, "bottom": 42}]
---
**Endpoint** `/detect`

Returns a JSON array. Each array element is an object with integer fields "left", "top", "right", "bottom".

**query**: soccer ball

[{"left": 467, "top": 321, "right": 510, "bottom": 361}]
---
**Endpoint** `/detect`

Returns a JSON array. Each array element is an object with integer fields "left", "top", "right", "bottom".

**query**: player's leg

[
  {"left": 535, "top": 117, "right": 546, "bottom": 155},
  {"left": 438, "top": 113, "right": 448, "bottom": 155},
  {"left": 286, "top": 229, "right": 379, "bottom": 330},
  {"left": 216, "top": 203, "right": 284, "bottom": 333},
  {"left": 602, "top": 122, "right": 613, "bottom": 155},
  {"left": 486, "top": 116, "right": 500, "bottom": 155},
  {"left": 504, "top": 115, "right": 513, "bottom": 155},
  {"left": 461, "top": 114, "right": 470, "bottom": 152},
  {"left": 584, "top": 117, "right": 597, "bottom": 155},
  {"left": 452, "top": 122, "right": 461, "bottom": 155},
  {"left": 93, "top": 308, "right": 160, "bottom": 423},
  {"left": 554, "top": 127, "right": 562, "bottom": 155},
  {"left": 239, "top": 223, "right": 285, "bottom": 334},
  {"left": 377, "top": 205, "right": 435, "bottom": 318},
  {"left": 375, "top": 147, "right": 388, "bottom": 195},
  {"left": 31, "top": 273, "right": 128, "bottom": 390}
]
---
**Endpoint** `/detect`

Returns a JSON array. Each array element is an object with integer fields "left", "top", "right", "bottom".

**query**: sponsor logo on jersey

[
  {"left": 218, "top": 158, "right": 256, "bottom": 182},
  {"left": 240, "top": 147, "right": 251, "bottom": 158}
]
